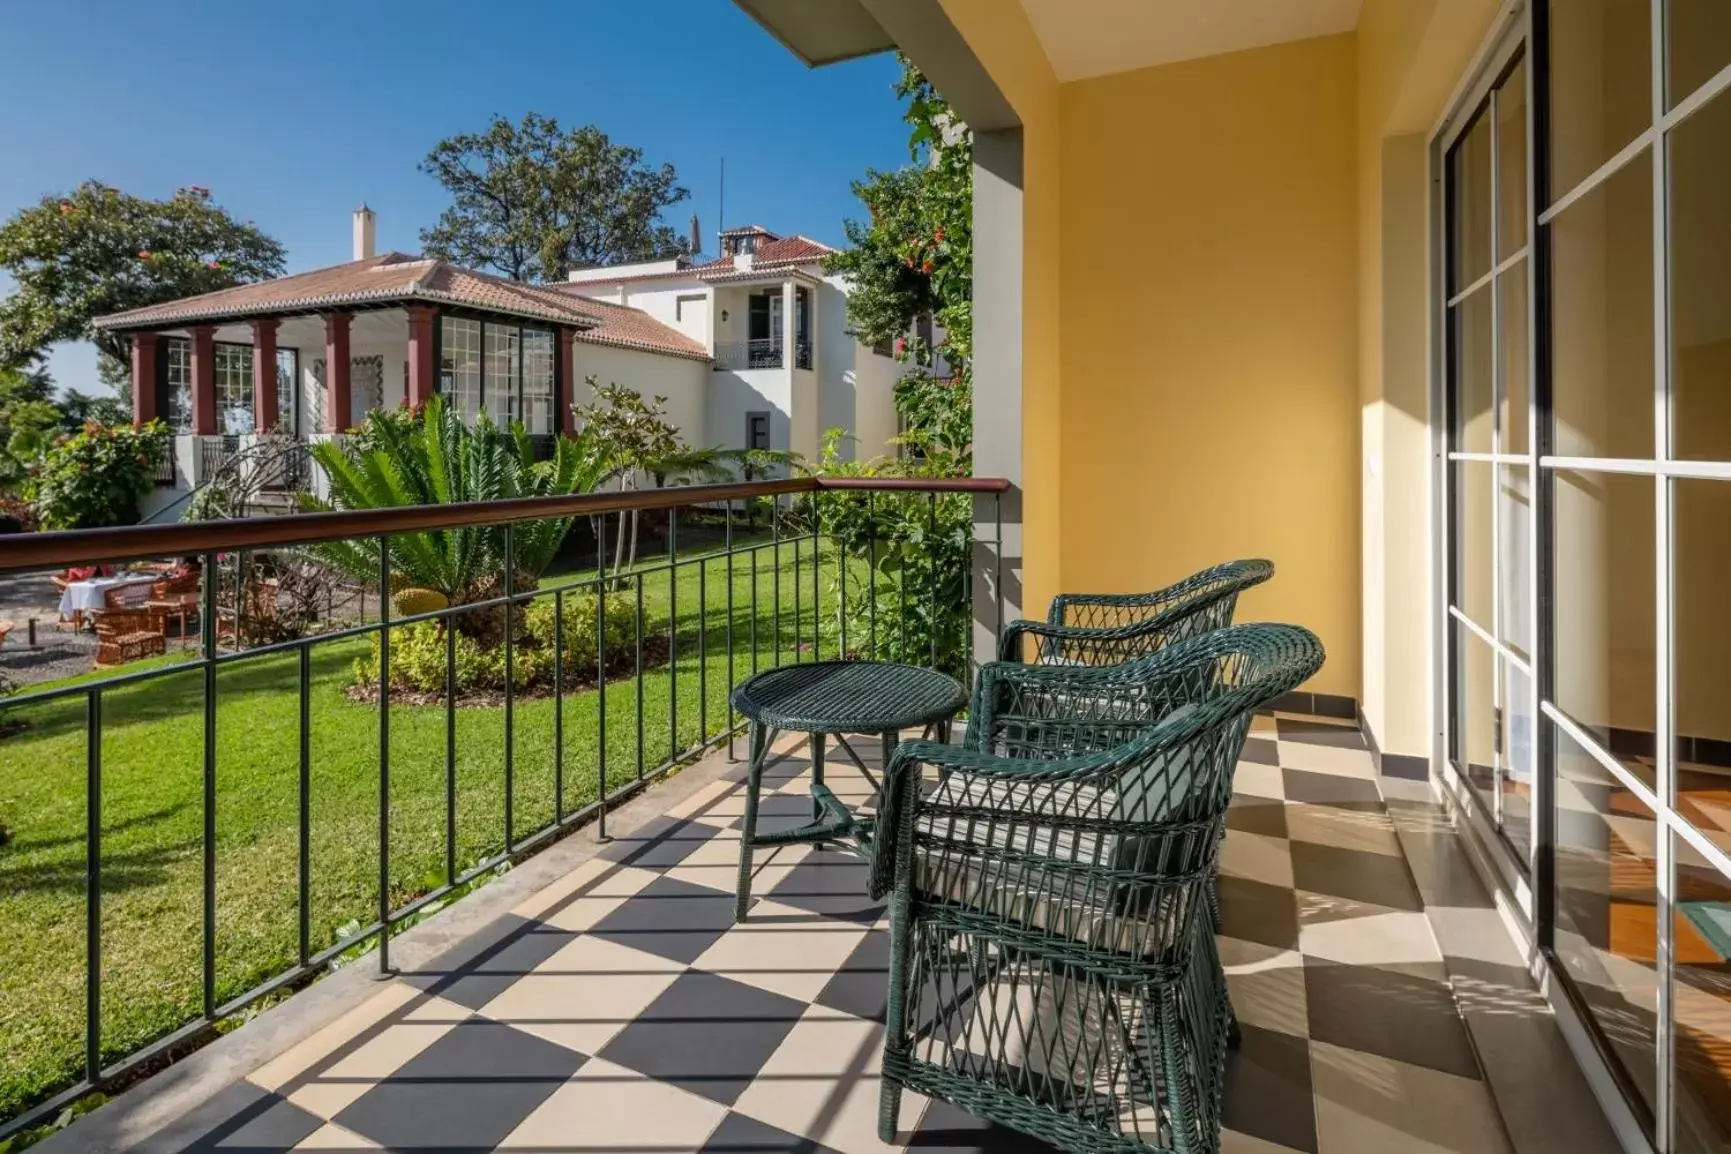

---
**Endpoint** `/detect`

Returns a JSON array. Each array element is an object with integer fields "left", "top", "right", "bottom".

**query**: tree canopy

[
  {"left": 825, "top": 60, "right": 973, "bottom": 472},
  {"left": 0, "top": 182, "right": 286, "bottom": 368},
  {"left": 419, "top": 114, "right": 692, "bottom": 283}
]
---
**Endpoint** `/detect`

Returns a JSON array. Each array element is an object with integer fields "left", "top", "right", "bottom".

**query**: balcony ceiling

[{"left": 1017, "top": 0, "right": 1363, "bottom": 81}]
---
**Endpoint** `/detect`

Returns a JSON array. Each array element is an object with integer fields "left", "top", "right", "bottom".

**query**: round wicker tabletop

[{"left": 730, "top": 660, "right": 966, "bottom": 735}]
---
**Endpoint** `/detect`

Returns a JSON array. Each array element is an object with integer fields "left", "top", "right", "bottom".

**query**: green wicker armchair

[
  {"left": 999, "top": 559, "right": 1274, "bottom": 666},
  {"left": 870, "top": 623, "right": 1324, "bottom": 1153}
]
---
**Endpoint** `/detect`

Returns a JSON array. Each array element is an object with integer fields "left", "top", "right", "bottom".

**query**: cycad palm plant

[{"left": 300, "top": 395, "right": 615, "bottom": 604}]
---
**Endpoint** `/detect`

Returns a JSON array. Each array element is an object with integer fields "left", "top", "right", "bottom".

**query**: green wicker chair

[
  {"left": 1000, "top": 559, "right": 1274, "bottom": 666},
  {"left": 870, "top": 623, "right": 1324, "bottom": 1153}
]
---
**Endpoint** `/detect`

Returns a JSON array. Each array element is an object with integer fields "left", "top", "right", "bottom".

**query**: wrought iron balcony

[
  {"left": 0, "top": 474, "right": 1006, "bottom": 1144},
  {"left": 712, "top": 339, "right": 784, "bottom": 370}
]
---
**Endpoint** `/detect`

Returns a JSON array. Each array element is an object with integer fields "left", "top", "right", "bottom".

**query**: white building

[
  {"left": 564, "top": 224, "right": 902, "bottom": 462},
  {"left": 95, "top": 213, "right": 904, "bottom": 512}
]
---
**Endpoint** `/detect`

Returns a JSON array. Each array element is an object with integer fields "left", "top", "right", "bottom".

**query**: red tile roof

[
  {"left": 92, "top": 253, "right": 713, "bottom": 362},
  {"left": 93, "top": 253, "right": 608, "bottom": 331},
  {"left": 560, "top": 233, "right": 838, "bottom": 290},
  {"left": 569, "top": 296, "right": 709, "bottom": 361}
]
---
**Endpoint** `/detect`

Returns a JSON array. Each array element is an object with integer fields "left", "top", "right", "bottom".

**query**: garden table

[
  {"left": 58, "top": 574, "right": 156, "bottom": 628},
  {"left": 729, "top": 660, "right": 967, "bottom": 920}
]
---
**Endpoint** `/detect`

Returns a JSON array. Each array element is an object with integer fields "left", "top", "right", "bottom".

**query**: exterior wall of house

[
  {"left": 1356, "top": 0, "right": 1504, "bottom": 755},
  {"left": 709, "top": 367, "right": 792, "bottom": 456},
  {"left": 570, "top": 341, "right": 708, "bottom": 449},
  {"left": 937, "top": 0, "right": 1504, "bottom": 727},
  {"left": 938, "top": 0, "right": 1064, "bottom": 620},
  {"left": 1056, "top": 34, "right": 1361, "bottom": 702}
]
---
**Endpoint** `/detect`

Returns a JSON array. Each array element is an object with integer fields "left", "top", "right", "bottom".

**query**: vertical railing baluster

[
  {"left": 298, "top": 644, "right": 310, "bottom": 968},
  {"left": 85, "top": 688, "right": 102, "bottom": 1085},
  {"left": 635, "top": 574, "right": 645, "bottom": 781},
  {"left": 928, "top": 492, "right": 939, "bottom": 670},
  {"left": 668, "top": 509, "right": 678, "bottom": 760},
  {"left": 597, "top": 525, "right": 608, "bottom": 840},
  {"left": 201, "top": 548, "right": 218, "bottom": 1016},
  {"left": 377, "top": 535, "right": 392, "bottom": 975},
  {"left": 869, "top": 492, "right": 878, "bottom": 660},
  {"left": 726, "top": 508, "right": 736, "bottom": 760},
  {"left": 750, "top": 545, "right": 760, "bottom": 677},
  {"left": 554, "top": 586, "right": 564, "bottom": 823},
  {"left": 837, "top": 493, "right": 848, "bottom": 659},
  {"left": 502, "top": 525, "right": 514, "bottom": 852},
  {"left": 811, "top": 503, "right": 820, "bottom": 661},
  {"left": 772, "top": 500, "right": 782, "bottom": 668},
  {"left": 445, "top": 620, "right": 456, "bottom": 886},
  {"left": 898, "top": 496, "right": 909, "bottom": 661},
  {"left": 793, "top": 534, "right": 802, "bottom": 665},
  {"left": 699, "top": 546, "right": 708, "bottom": 747},
  {"left": 995, "top": 491, "right": 1005, "bottom": 649}
]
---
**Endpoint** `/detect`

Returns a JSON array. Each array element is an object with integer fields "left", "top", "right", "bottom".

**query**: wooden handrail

[{"left": 0, "top": 475, "right": 1012, "bottom": 573}]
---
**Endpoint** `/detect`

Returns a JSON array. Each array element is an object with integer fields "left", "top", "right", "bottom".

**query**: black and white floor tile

[{"left": 147, "top": 712, "right": 1512, "bottom": 1153}]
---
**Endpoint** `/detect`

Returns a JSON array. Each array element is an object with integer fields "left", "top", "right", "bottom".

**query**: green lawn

[{"left": 0, "top": 527, "right": 865, "bottom": 1127}]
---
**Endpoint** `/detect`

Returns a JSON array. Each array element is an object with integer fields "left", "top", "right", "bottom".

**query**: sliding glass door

[{"left": 1440, "top": 2, "right": 1731, "bottom": 1147}]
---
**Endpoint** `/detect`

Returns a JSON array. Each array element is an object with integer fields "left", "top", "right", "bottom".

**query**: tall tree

[
  {"left": 0, "top": 182, "right": 286, "bottom": 368},
  {"left": 419, "top": 113, "right": 691, "bottom": 283}
]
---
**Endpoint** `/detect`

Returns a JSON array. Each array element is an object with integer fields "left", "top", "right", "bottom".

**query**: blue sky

[{"left": 0, "top": 0, "right": 908, "bottom": 396}]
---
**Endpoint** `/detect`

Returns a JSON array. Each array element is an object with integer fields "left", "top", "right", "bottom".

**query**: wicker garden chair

[
  {"left": 999, "top": 560, "right": 1273, "bottom": 666},
  {"left": 870, "top": 623, "right": 1324, "bottom": 1153},
  {"left": 92, "top": 581, "right": 167, "bottom": 667}
]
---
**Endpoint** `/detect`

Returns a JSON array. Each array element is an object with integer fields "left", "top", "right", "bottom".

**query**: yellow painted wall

[
  {"left": 1056, "top": 35, "right": 1362, "bottom": 699},
  {"left": 937, "top": 0, "right": 1065, "bottom": 619}
]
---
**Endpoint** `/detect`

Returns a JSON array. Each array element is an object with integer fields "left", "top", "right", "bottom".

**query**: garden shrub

[
  {"left": 354, "top": 586, "right": 646, "bottom": 698},
  {"left": 27, "top": 420, "right": 169, "bottom": 529}
]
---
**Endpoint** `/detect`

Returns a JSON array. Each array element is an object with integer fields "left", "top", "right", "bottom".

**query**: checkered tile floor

[{"left": 149, "top": 713, "right": 1514, "bottom": 1153}]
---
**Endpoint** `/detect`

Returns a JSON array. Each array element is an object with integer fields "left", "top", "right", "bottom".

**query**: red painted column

[
  {"left": 189, "top": 325, "right": 217, "bottom": 436},
  {"left": 405, "top": 305, "right": 436, "bottom": 410},
  {"left": 324, "top": 313, "right": 352, "bottom": 433},
  {"left": 251, "top": 318, "right": 280, "bottom": 433},
  {"left": 557, "top": 325, "right": 578, "bottom": 435},
  {"left": 131, "top": 331, "right": 159, "bottom": 428}
]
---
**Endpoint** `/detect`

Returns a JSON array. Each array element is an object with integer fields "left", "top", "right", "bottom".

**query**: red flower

[
  {"left": 137, "top": 250, "right": 152, "bottom": 260},
  {"left": 933, "top": 227, "right": 945, "bottom": 243},
  {"left": 920, "top": 261, "right": 934, "bottom": 274},
  {"left": 207, "top": 260, "right": 222, "bottom": 270},
  {"left": 894, "top": 338, "right": 907, "bottom": 355}
]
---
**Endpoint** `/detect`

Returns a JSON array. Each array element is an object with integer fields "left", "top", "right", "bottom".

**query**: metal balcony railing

[
  {"left": 197, "top": 435, "right": 239, "bottom": 484},
  {"left": 0, "top": 473, "right": 1009, "bottom": 1140},
  {"left": 712, "top": 339, "right": 783, "bottom": 370}
]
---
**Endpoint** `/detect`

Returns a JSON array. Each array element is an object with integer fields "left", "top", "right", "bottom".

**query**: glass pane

[
  {"left": 521, "top": 329, "right": 555, "bottom": 435},
  {"left": 1669, "top": 88, "right": 1731, "bottom": 461},
  {"left": 1497, "top": 59, "right": 1529, "bottom": 259},
  {"left": 1453, "top": 620, "right": 1497, "bottom": 818},
  {"left": 1499, "top": 465, "right": 1532, "bottom": 659},
  {"left": 1676, "top": 480, "right": 1731, "bottom": 853},
  {"left": 1672, "top": 834, "right": 1731, "bottom": 1153},
  {"left": 1552, "top": 721, "right": 1660, "bottom": 1128},
  {"left": 165, "top": 337, "right": 192, "bottom": 434},
  {"left": 1669, "top": 0, "right": 1731, "bottom": 111},
  {"left": 1502, "top": 658, "right": 1533, "bottom": 862},
  {"left": 275, "top": 349, "right": 297, "bottom": 437},
  {"left": 1550, "top": 148, "right": 1654, "bottom": 461},
  {"left": 1547, "top": 0, "right": 1652, "bottom": 200},
  {"left": 1453, "top": 286, "right": 1494, "bottom": 453},
  {"left": 440, "top": 318, "right": 481, "bottom": 425},
  {"left": 1452, "top": 460, "right": 1493, "bottom": 629},
  {"left": 1553, "top": 469, "right": 1656, "bottom": 788},
  {"left": 1451, "top": 112, "right": 1493, "bottom": 293},
  {"left": 484, "top": 324, "right": 519, "bottom": 427},
  {"left": 1499, "top": 264, "right": 1530, "bottom": 455}
]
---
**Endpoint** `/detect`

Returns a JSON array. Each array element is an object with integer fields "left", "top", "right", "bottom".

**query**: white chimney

[{"left": 353, "top": 204, "right": 376, "bottom": 261}]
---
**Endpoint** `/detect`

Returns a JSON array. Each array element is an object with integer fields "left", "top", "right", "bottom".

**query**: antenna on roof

[{"left": 718, "top": 158, "right": 726, "bottom": 245}]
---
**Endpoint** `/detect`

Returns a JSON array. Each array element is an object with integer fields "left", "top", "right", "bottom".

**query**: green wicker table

[{"left": 730, "top": 660, "right": 967, "bottom": 921}]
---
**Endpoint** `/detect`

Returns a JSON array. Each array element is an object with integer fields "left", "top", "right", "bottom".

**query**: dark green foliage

[
  {"left": 27, "top": 420, "right": 168, "bottom": 529},
  {"left": 0, "top": 182, "right": 285, "bottom": 367},
  {"left": 419, "top": 114, "right": 691, "bottom": 283}
]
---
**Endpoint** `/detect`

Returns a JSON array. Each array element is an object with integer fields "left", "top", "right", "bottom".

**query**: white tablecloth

[{"left": 59, "top": 575, "right": 156, "bottom": 617}]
